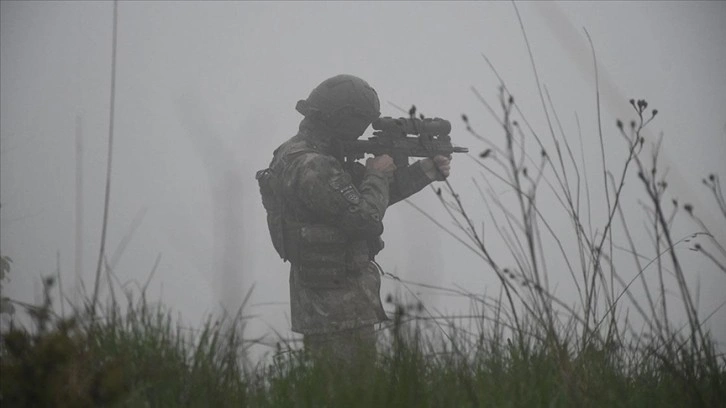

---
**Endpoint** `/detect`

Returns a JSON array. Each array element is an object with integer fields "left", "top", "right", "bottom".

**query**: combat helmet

[{"left": 296, "top": 74, "right": 381, "bottom": 140}]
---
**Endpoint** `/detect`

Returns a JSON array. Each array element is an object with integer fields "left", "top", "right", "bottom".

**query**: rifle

[{"left": 339, "top": 116, "right": 469, "bottom": 169}]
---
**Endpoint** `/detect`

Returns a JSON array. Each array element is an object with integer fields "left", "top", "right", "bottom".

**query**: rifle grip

[{"left": 393, "top": 153, "right": 409, "bottom": 169}]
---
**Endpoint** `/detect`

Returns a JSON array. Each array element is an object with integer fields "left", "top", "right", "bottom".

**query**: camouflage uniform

[
  {"left": 262, "top": 119, "right": 432, "bottom": 356},
  {"left": 257, "top": 74, "right": 434, "bottom": 362}
]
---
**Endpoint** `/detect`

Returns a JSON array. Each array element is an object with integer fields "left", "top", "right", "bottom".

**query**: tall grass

[
  {"left": 1, "top": 268, "right": 723, "bottom": 407},
  {"left": 1, "top": 281, "right": 251, "bottom": 407}
]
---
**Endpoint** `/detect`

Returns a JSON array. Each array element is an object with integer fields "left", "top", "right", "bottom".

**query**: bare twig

[{"left": 91, "top": 0, "right": 119, "bottom": 315}]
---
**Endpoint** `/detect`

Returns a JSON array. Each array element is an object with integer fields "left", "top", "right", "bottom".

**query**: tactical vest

[{"left": 257, "top": 141, "right": 383, "bottom": 272}]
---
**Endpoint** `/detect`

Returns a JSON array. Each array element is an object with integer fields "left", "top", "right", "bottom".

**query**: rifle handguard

[{"left": 372, "top": 116, "right": 452, "bottom": 136}]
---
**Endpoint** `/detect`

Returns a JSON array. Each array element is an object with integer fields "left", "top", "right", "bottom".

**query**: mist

[{"left": 2, "top": 1, "right": 725, "bottom": 361}]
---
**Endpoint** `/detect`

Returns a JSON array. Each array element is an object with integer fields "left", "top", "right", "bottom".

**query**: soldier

[{"left": 256, "top": 74, "right": 451, "bottom": 364}]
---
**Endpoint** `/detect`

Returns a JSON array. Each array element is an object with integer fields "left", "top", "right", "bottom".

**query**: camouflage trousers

[{"left": 303, "top": 324, "right": 377, "bottom": 366}]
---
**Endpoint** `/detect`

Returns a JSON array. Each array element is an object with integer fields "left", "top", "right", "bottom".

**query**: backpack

[{"left": 256, "top": 143, "right": 315, "bottom": 262}]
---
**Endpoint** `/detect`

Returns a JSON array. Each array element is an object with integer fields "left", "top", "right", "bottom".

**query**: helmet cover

[{"left": 297, "top": 74, "right": 381, "bottom": 139}]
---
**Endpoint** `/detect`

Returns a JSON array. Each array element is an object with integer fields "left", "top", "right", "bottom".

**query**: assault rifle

[{"left": 339, "top": 116, "right": 468, "bottom": 168}]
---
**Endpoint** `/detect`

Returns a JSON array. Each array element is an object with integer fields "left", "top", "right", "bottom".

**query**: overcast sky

[{"left": 2, "top": 1, "right": 724, "bottom": 359}]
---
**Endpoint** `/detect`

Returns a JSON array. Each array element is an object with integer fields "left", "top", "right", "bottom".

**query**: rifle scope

[{"left": 372, "top": 116, "right": 452, "bottom": 136}]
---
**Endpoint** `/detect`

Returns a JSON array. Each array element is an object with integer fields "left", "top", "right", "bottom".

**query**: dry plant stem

[
  {"left": 689, "top": 212, "right": 726, "bottom": 259},
  {"left": 510, "top": 6, "right": 597, "bottom": 341},
  {"left": 647, "top": 136, "right": 669, "bottom": 330},
  {"left": 604, "top": 231, "right": 708, "bottom": 346},
  {"left": 652, "top": 161, "right": 670, "bottom": 336},
  {"left": 437, "top": 178, "right": 523, "bottom": 337},
  {"left": 575, "top": 113, "right": 595, "bottom": 239},
  {"left": 549, "top": 85, "right": 619, "bottom": 324},
  {"left": 104, "top": 256, "right": 117, "bottom": 311},
  {"left": 698, "top": 247, "right": 726, "bottom": 274},
  {"left": 583, "top": 28, "right": 609, "bottom": 339},
  {"left": 708, "top": 173, "right": 726, "bottom": 217},
  {"left": 405, "top": 200, "right": 485, "bottom": 259},
  {"left": 430, "top": 183, "right": 548, "bottom": 339},
  {"left": 56, "top": 251, "right": 65, "bottom": 318},
  {"left": 646, "top": 167, "right": 706, "bottom": 355},
  {"left": 545, "top": 89, "right": 592, "bottom": 275},
  {"left": 545, "top": 86, "right": 582, "bottom": 215},
  {"left": 108, "top": 207, "right": 148, "bottom": 270},
  {"left": 74, "top": 115, "right": 84, "bottom": 294},
  {"left": 480, "top": 52, "right": 604, "bottom": 323},
  {"left": 574, "top": 114, "right": 595, "bottom": 304},
  {"left": 580, "top": 32, "right": 650, "bottom": 348},
  {"left": 500, "top": 91, "right": 553, "bottom": 333},
  {"left": 91, "top": 0, "right": 119, "bottom": 315},
  {"left": 475, "top": 83, "right": 576, "bottom": 227},
  {"left": 613, "top": 176, "right": 662, "bottom": 337},
  {"left": 627, "top": 106, "right": 712, "bottom": 368},
  {"left": 476, "top": 164, "right": 587, "bottom": 322},
  {"left": 471, "top": 151, "right": 584, "bottom": 304},
  {"left": 478, "top": 53, "right": 575, "bottom": 216}
]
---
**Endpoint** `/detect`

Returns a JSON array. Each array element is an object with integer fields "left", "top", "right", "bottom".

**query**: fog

[{"left": 2, "top": 1, "right": 725, "bottom": 359}]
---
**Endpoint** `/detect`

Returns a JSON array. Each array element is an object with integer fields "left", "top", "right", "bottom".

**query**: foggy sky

[{"left": 2, "top": 1, "right": 725, "bottom": 358}]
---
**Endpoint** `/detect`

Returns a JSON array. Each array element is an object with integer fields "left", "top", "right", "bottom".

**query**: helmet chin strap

[{"left": 299, "top": 117, "right": 358, "bottom": 161}]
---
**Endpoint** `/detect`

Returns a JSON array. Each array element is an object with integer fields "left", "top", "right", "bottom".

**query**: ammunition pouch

[{"left": 286, "top": 224, "right": 373, "bottom": 288}]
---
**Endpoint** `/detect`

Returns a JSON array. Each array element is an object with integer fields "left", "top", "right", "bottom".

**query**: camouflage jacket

[{"left": 269, "top": 122, "right": 433, "bottom": 334}]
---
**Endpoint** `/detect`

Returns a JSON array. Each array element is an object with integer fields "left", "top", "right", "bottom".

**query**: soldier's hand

[
  {"left": 366, "top": 154, "right": 397, "bottom": 179},
  {"left": 421, "top": 155, "right": 451, "bottom": 181}
]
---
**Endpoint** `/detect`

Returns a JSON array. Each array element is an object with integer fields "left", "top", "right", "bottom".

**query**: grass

[{"left": 1, "top": 285, "right": 723, "bottom": 407}]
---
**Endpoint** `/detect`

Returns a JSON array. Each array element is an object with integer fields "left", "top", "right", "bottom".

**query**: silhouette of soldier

[{"left": 257, "top": 74, "right": 451, "bottom": 364}]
